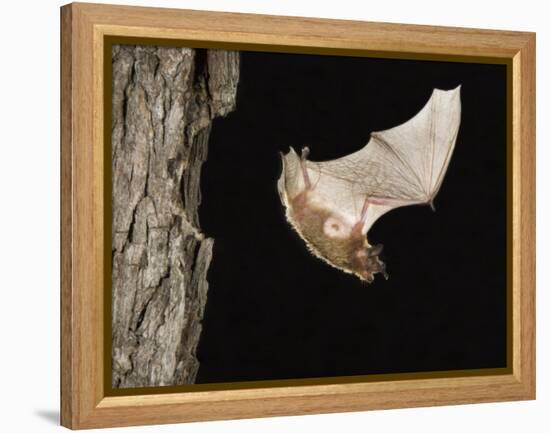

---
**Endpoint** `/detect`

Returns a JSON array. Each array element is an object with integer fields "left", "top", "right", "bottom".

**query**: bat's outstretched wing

[{"left": 283, "top": 86, "right": 461, "bottom": 235}]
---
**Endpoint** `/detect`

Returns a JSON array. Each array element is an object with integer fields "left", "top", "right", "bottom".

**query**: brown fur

[{"left": 286, "top": 191, "right": 386, "bottom": 282}]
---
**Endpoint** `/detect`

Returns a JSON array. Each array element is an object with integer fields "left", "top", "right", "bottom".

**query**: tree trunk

[{"left": 111, "top": 45, "right": 239, "bottom": 388}]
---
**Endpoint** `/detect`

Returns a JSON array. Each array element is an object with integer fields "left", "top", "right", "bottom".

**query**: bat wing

[{"left": 287, "top": 86, "right": 462, "bottom": 235}]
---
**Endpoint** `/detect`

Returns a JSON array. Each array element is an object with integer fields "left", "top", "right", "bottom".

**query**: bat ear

[{"left": 367, "top": 244, "right": 384, "bottom": 257}]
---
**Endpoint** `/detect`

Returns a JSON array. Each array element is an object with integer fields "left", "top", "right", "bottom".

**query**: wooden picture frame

[{"left": 60, "top": 2, "right": 535, "bottom": 429}]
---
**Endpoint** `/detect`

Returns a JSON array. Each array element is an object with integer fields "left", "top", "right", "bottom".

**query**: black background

[{"left": 195, "top": 51, "right": 507, "bottom": 384}]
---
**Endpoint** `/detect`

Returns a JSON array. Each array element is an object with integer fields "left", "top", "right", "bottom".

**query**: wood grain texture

[
  {"left": 82, "top": 2, "right": 531, "bottom": 58},
  {"left": 60, "top": 2, "right": 536, "bottom": 429},
  {"left": 60, "top": 4, "right": 74, "bottom": 428},
  {"left": 516, "top": 35, "right": 536, "bottom": 395},
  {"left": 110, "top": 44, "right": 239, "bottom": 388}
]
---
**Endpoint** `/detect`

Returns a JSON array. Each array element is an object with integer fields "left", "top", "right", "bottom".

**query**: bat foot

[{"left": 300, "top": 146, "right": 312, "bottom": 189}]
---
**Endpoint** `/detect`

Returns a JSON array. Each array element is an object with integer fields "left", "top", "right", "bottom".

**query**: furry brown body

[{"left": 286, "top": 190, "right": 386, "bottom": 283}]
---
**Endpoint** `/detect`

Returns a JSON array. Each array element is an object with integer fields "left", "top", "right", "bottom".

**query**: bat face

[{"left": 277, "top": 87, "right": 461, "bottom": 283}]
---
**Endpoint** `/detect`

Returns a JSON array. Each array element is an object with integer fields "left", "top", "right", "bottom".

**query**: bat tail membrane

[
  {"left": 278, "top": 147, "right": 304, "bottom": 202},
  {"left": 277, "top": 151, "right": 287, "bottom": 203}
]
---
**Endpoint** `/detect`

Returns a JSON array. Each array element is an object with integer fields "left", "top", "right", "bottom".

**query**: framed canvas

[{"left": 60, "top": 2, "right": 536, "bottom": 429}]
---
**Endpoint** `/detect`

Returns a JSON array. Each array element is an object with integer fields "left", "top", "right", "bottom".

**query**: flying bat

[{"left": 277, "top": 86, "right": 461, "bottom": 283}]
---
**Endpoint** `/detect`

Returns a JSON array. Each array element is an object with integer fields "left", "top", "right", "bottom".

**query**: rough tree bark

[{"left": 111, "top": 45, "right": 239, "bottom": 388}]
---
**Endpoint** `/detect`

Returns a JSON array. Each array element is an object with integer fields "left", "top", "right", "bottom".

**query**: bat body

[{"left": 277, "top": 86, "right": 462, "bottom": 282}]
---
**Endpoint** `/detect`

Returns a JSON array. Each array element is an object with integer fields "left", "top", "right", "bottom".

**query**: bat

[{"left": 277, "top": 86, "right": 461, "bottom": 283}]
